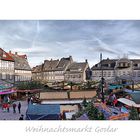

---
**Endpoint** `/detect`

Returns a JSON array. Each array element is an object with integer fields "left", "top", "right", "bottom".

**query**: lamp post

[{"left": 100, "top": 53, "right": 105, "bottom": 103}]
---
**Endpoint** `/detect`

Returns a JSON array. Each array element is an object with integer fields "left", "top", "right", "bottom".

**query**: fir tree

[
  {"left": 82, "top": 97, "right": 88, "bottom": 108},
  {"left": 129, "top": 106, "right": 139, "bottom": 120}
]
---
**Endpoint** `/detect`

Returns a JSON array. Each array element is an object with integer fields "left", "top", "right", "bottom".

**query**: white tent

[
  {"left": 65, "top": 111, "right": 76, "bottom": 119},
  {"left": 124, "top": 89, "right": 140, "bottom": 94},
  {"left": 118, "top": 98, "right": 140, "bottom": 108}
]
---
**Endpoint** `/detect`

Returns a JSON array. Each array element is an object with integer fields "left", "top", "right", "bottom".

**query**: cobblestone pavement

[{"left": 0, "top": 100, "right": 28, "bottom": 120}]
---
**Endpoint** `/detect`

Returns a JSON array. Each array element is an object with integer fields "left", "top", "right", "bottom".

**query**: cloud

[
  {"left": 128, "top": 51, "right": 140, "bottom": 57},
  {"left": 0, "top": 20, "right": 140, "bottom": 67}
]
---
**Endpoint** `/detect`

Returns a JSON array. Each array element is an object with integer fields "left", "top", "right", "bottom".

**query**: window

[
  {"left": 103, "top": 71, "right": 106, "bottom": 77},
  {"left": 138, "top": 71, "right": 140, "bottom": 77},
  {"left": 108, "top": 71, "right": 111, "bottom": 77},
  {"left": 119, "top": 63, "right": 123, "bottom": 67},
  {"left": 2, "top": 73, "right": 6, "bottom": 79},
  {"left": 134, "top": 64, "right": 138, "bottom": 67},
  {"left": 133, "top": 72, "right": 136, "bottom": 77}
]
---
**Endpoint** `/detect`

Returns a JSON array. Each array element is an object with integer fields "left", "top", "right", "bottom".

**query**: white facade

[
  {"left": 64, "top": 63, "right": 89, "bottom": 83},
  {"left": 92, "top": 58, "right": 140, "bottom": 82},
  {"left": 92, "top": 70, "right": 115, "bottom": 81},
  {"left": 42, "top": 71, "right": 65, "bottom": 82},
  {"left": 15, "top": 70, "right": 32, "bottom": 81},
  {"left": 0, "top": 60, "right": 14, "bottom": 80}
]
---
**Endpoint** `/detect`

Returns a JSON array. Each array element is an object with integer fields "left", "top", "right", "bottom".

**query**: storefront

[{"left": 0, "top": 89, "right": 17, "bottom": 104}]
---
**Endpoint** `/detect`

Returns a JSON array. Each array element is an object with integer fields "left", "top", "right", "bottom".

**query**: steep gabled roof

[
  {"left": 8, "top": 52, "right": 31, "bottom": 70},
  {"left": 0, "top": 48, "right": 14, "bottom": 61},
  {"left": 91, "top": 59, "right": 117, "bottom": 70},
  {"left": 32, "top": 64, "right": 43, "bottom": 73},
  {"left": 55, "top": 56, "right": 73, "bottom": 71},
  {"left": 43, "top": 59, "right": 59, "bottom": 71},
  {"left": 66, "top": 62, "right": 88, "bottom": 73}
]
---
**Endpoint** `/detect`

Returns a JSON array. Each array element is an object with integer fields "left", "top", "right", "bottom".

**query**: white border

[
  {"left": 0, "top": 0, "right": 140, "bottom": 139},
  {"left": 0, "top": 0, "right": 140, "bottom": 19}
]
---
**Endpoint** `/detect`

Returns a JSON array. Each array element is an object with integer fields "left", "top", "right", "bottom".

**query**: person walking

[
  {"left": 7, "top": 103, "right": 10, "bottom": 112},
  {"left": 7, "top": 97, "right": 10, "bottom": 104},
  {"left": 13, "top": 103, "right": 17, "bottom": 113},
  {"left": 18, "top": 102, "right": 21, "bottom": 114},
  {"left": 27, "top": 97, "right": 30, "bottom": 105},
  {"left": 30, "top": 97, "right": 33, "bottom": 104},
  {"left": 19, "top": 114, "right": 24, "bottom": 120}
]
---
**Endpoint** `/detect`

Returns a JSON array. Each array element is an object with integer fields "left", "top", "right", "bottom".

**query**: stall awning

[
  {"left": 118, "top": 98, "right": 140, "bottom": 108},
  {"left": 124, "top": 89, "right": 140, "bottom": 104},
  {"left": 26, "top": 104, "right": 60, "bottom": 120},
  {"left": 0, "top": 90, "right": 16, "bottom": 95}
]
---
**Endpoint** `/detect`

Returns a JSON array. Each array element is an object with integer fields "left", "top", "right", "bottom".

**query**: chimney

[
  {"left": 9, "top": 50, "right": 12, "bottom": 54},
  {"left": 69, "top": 55, "right": 73, "bottom": 63},
  {"left": 15, "top": 52, "right": 18, "bottom": 55},
  {"left": 85, "top": 59, "right": 88, "bottom": 63}
]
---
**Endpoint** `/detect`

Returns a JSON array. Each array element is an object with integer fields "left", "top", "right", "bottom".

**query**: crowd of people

[
  {"left": 0, "top": 95, "right": 29, "bottom": 120},
  {"left": 2, "top": 102, "right": 21, "bottom": 113}
]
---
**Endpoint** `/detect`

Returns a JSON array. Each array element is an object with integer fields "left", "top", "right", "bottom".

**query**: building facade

[
  {"left": 53, "top": 56, "right": 73, "bottom": 82},
  {"left": 0, "top": 48, "right": 15, "bottom": 83},
  {"left": 64, "top": 60, "right": 90, "bottom": 83},
  {"left": 8, "top": 51, "right": 32, "bottom": 82},
  {"left": 32, "top": 56, "right": 91, "bottom": 83},
  {"left": 32, "top": 64, "right": 43, "bottom": 81},
  {"left": 91, "top": 57, "right": 140, "bottom": 82},
  {"left": 42, "top": 59, "right": 59, "bottom": 82},
  {"left": 32, "top": 56, "right": 73, "bottom": 82}
]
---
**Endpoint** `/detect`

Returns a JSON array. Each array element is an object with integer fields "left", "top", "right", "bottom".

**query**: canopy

[
  {"left": 109, "top": 84, "right": 123, "bottom": 90},
  {"left": 124, "top": 89, "right": 140, "bottom": 104},
  {"left": 0, "top": 89, "right": 16, "bottom": 95},
  {"left": 65, "top": 111, "right": 76, "bottom": 119},
  {"left": 26, "top": 103, "right": 60, "bottom": 120},
  {"left": 124, "top": 89, "right": 140, "bottom": 94},
  {"left": 117, "top": 98, "right": 140, "bottom": 108}
]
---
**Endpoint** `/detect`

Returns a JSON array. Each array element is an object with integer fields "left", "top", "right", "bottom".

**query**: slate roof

[
  {"left": 40, "top": 56, "right": 73, "bottom": 72},
  {"left": 0, "top": 48, "right": 14, "bottom": 62},
  {"left": 8, "top": 52, "right": 31, "bottom": 70},
  {"left": 43, "top": 59, "right": 59, "bottom": 71},
  {"left": 54, "top": 56, "right": 73, "bottom": 71},
  {"left": 91, "top": 58, "right": 140, "bottom": 70},
  {"left": 117, "top": 58, "right": 131, "bottom": 63},
  {"left": 32, "top": 64, "right": 43, "bottom": 73},
  {"left": 91, "top": 59, "right": 116, "bottom": 70},
  {"left": 66, "top": 62, "right": 88, "bottom": 73}
]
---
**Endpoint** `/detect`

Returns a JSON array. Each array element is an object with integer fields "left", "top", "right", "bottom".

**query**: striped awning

[{"left": 0, "top": 90, "right": 16, "bottom": 95}]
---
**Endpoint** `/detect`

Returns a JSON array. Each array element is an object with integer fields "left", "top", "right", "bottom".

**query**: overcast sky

[{"left": 0, "top": 20, "right": 140, "bottom": 67}]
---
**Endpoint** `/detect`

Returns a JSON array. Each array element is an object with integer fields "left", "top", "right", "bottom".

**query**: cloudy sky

[{"left": 0, "top": 20, "right": 140, "bottom": 67}]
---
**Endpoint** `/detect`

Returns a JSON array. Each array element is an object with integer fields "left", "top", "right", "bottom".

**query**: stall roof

[
  {"left": 0, "top": 90, "right": 16, "bottom": 95},
  {"left": 26, "top": 104, "right": 61, "bottom": 120},
  {"left": 26, "top": 104, "right": 60, "bottom": 115},
  {"left": 41, "top": 100, "right": 89, "bottom": 105},
  {"left": 118, "top": 98, "right": 140, "bottom": 108},
  {"left": 76, "top": 113, "right": 89, "bottom": 120},
  {"left": 124, "top": 89, "right": 140, "bottom": 104},
  {"left": 124, "top": 89, "right": 140, "bottom": 94},
  {"left": 109, "top": 84, "right": 123, "bottom": 90}
]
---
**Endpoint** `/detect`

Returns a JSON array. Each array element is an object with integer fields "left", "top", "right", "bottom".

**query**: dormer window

[
  {"left": 134, "top": 64, "right": 138, "bottom": 67},
  {"left": 123, "top": 63, "right": 126, "bottom": 67},
  {"left": 3, "top": 53, "right": 6, "bottom": 58}
]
